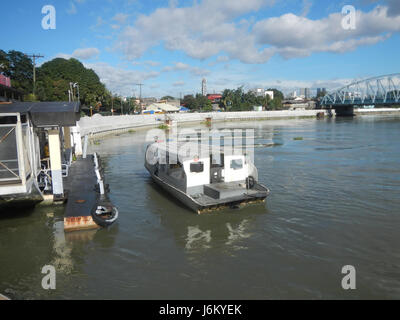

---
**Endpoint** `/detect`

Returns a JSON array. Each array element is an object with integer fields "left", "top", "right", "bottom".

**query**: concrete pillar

[
  {"left": 71, "top": 125, "right": 83, "bottom": 156},
  {"left": 48, "top": 129, "right": 64, "bottom": 198}
]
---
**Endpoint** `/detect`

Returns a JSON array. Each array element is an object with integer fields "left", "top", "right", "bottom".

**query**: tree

[
  {"left": 0, "top": 50, "right": 9, "bottom": 74},
  {"left": 182, "top": 94, "right": 197, "bottom": 110},
  {"left": 36, "top": 57, "right": 110, "bottom": 107},
  {"left": 161, "top": 95, "right": 175, "bottom": 101},
  {"left": 2, "top": 50, "right": 34, "bottom": 93}
]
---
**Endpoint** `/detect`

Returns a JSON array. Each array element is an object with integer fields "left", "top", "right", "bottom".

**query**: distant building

[
  {"left": 141, "top": 97, "right": 157, "bottom": 107},
  {"left": 207, "top": 93, "right": 222, "bottom": 103},
  {"left": 146, "top": 102, "right": 180, "bottom": 113},
  {"left": 316, "top": 88, "right": 327, "bottom": 97},
  {"left": 201, "top": 78, "right": 207, "bottom": 96},
  {"left": 159, "top": 99, "right": 180, "bottom": 107},
  {"left": 253, "top": 88, "right": 274, "bottom": 100},
  {"left": 282, "top": 99, "right": 316, "bottom": 110},
  {"left": 300, "top": 88, "right": 311, "bottom": 99}
]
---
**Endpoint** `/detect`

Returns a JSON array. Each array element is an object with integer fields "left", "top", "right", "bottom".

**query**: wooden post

[{"left": 64, "top": 127, "right": 71, "bottom": 149}]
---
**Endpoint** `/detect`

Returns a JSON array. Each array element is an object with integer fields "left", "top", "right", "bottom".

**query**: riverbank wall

[
  {"left": 354, "top": 107, "right": 400, "bottom": 115},
  {"left": 78, "top": 108, "right": 400, "bottom": 138},
  {"left": 78, "top": 109, "right": 331, "bottom": 137}
]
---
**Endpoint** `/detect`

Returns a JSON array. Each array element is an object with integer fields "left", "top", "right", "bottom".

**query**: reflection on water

[
  {"left": 1, "top": 115, "right": 400, "bottom": 299},
  {"left": 186, "top": 226, "right": 211, "bottom": 250}
]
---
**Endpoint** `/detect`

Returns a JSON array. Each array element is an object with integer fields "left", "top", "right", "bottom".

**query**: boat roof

[
  {"left": 151, "top": 141, "right": 244, "bottom": 160},
  {"left": 0, "top": 101, "right": 80, "bottom": 127}
]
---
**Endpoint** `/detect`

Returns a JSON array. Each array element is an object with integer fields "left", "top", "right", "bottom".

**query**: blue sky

[{"left": 3, "top": 0, "right": 400, "bottom": 98}]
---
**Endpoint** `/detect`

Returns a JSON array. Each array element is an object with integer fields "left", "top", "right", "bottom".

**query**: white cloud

[
  {"left": 161, "top": 62, "right": 210, "bottom": 77},
  {"left": 115, "top": 0, "right": 275, "bottom": 63},
  {"left": 145, "top": 60, "right": 160, "bottom": 67},
  {"left": 113, "top": 13, "right": 129, "bottom": 24},
  {"left": 173, "top": 81, "right": 185, "bottom": 87},
  {"left": 85, "top": 62, "right": 160, "bottom": 96},
  {"left": 71, "top": 48, "right": 100, "bottom": 60},
  {"left": 253, "top": 6, "right": 400, "bottom": 58},
  {"left": 67, "top": 2, "right": 77, "bottom": 14},
  {"left": 113, "top": 2, "right": 400, "bottom": 64}
]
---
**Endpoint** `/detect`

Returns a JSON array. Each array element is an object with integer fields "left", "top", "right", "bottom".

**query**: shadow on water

[{"left": 0, "top": 204, "right": 37, "bottom": 220}]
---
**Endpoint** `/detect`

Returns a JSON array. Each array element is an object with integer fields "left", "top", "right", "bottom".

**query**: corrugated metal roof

[
  {"left": 146, "top": 103, "right": 180, "bottom": 112},
  {"left": 0, "top": 101, "right": 80, "bottom": 127}
]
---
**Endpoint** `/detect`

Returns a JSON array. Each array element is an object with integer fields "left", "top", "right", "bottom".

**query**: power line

[
  {"left": 25, "top": 53, "right": 44, "bottom": 95},
  {"left": 135, "top": 83, "right": 143, "bottom": 109}
]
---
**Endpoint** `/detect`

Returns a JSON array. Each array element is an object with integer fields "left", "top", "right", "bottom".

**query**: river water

[{"left": 1, "top": 115, "right": 400, "bottom": 299}]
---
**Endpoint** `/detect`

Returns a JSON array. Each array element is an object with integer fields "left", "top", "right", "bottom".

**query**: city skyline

[{"left": 3, "top": 0, "right": 400, "bottom": 98}]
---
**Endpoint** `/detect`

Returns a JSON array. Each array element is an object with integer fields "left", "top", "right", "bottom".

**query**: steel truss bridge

[{"left": 321, "top": 74, "right": 400, "bottom": 110}]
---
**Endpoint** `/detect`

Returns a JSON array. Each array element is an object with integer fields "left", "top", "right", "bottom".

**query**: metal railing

[{"left": 0, "top": 113, "right": 33, "bottom": 185}]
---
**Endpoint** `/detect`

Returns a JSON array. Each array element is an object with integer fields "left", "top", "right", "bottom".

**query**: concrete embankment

[
  {"left": 78, "top": 109, "right": 331, "bottom": 137},
  {"left": 354, "top": 107, "right": 400, "bottom": 115},
  {"left": 78, "top": 108, "right": 400, "bottom": 138}
]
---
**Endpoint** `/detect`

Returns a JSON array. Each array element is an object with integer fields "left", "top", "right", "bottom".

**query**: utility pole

[
  {"left": 135, "top": 83, "right": 143, "bottom": 110},
  {"left": 111, "top": 94, "right": 114, "bottom": 116},
  {"left": 25, "top": 53, "right": 44, "bottom": 95}
]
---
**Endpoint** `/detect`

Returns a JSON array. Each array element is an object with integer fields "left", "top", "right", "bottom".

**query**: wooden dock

[{"left": 63, "top": 156, "right": 99, "bottom": 232}]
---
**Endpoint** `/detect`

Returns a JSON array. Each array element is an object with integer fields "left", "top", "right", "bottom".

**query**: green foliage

[
  {"left": 1, "top": 50, "right": 34, "bottom": 93},
  {"left": 161, "top": 95, "right": 176, "bottom": 100},
  {"left": 24, "top": 93, "right": 38, "bottom": 101},
  {"left": 157, "top": 124, "right": 169, "bottom": 130},
  {"left": 181, "top": 95, "right": 197, "bottom": 110},
  {"left": 36, "top": 58, "right": 109, "bottom": 108},
  {"left": 220, "top": 87, "right": 283, "bottom": 111},
  {"left": 181, "top": 94, "right": 213, "bottom": 111}
]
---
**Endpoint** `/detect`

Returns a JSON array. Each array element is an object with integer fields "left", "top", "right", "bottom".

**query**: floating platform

[
  {"left": 63, "top": 156, "right": 99, "bottom": 231},
  {"left": 63, "top": 155, "right": 117, "bottom": 232}
]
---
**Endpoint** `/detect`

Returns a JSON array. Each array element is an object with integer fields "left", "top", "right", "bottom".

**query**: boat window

[
  {"left": 230, "top": 159, "right": 243, "bottom": 170},
  {"left": 190, "top": 162, "right": 204, "bottom": 173},
  {"left": 0, "top": 116, "right": 17, "bottom": 124},
  {"left": 211, "top": 153, "right": 224, "bottom": 168},
  {"left": 168, "top": 162, "right": 185, "bottom": 179}
]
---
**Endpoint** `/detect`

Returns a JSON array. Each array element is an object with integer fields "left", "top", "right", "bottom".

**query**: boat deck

[{"left": 192, "top": 182, "right": 268, "bottom": 208}]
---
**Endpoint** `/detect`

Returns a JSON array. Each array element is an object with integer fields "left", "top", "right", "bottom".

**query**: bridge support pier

[{"left": 335, "top": 105, "right": 354, "bottom": 116}]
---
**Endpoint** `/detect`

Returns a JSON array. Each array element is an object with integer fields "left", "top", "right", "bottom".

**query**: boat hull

[{"left": 146, "top": 164, "right": 269, "bottom": 214}]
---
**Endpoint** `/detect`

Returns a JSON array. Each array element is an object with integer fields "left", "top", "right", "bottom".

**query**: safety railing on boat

[{"left": 0, "top": 113, "right": 34, "bottom": 186}]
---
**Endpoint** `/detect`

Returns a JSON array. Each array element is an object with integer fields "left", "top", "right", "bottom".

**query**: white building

[{"left": 253, "top": 88, "right": 274, "bottom": 100}]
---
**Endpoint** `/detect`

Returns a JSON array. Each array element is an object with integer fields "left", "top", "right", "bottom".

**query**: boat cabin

[{"left": 146, "top": 142, "right": 257, "bottom": 196}]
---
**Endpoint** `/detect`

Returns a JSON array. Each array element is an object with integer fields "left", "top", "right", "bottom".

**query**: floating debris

[
  {"left": 254, "top": 143, "right": 283, "bottom": 148},
  {"left": 293, "top": 137, "right": 303, "bottom": 140}
]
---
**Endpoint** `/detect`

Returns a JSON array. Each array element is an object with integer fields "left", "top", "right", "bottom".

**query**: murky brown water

[{"left": 1, "top": 115, "right": 400, "bottom": 299}]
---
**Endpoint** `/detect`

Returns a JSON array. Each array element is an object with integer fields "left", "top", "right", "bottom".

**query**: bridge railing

[{"left": 321, "top": 73, "right": 400, "bottom": 106}]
